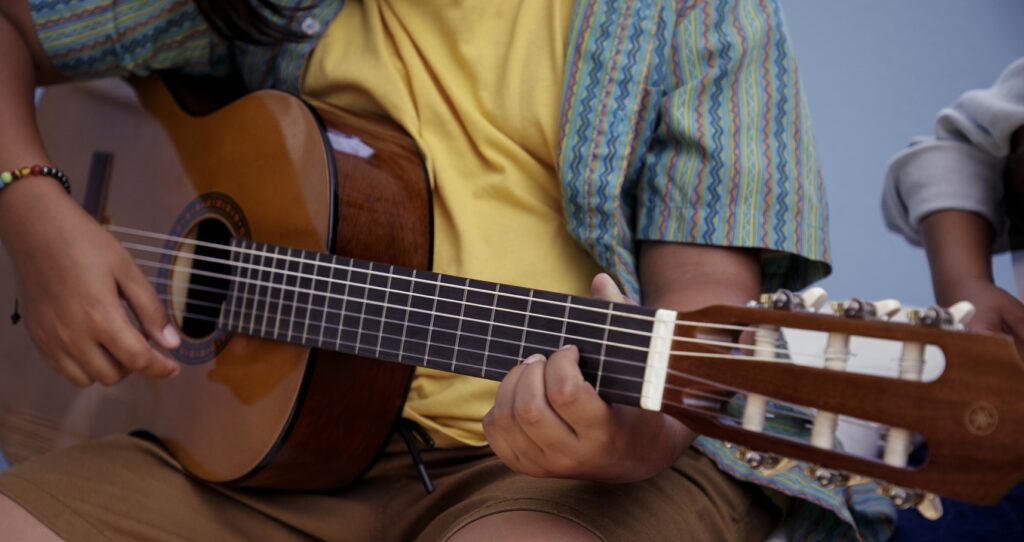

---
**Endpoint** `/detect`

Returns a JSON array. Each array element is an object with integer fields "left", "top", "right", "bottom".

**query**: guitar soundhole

[{"left": 176, "top": 218, "right": 233, "bottom": 340}]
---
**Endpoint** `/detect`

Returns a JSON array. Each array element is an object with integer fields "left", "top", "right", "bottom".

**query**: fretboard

[{"left": 218, "top": 240, "right": 660, "bottom": 408}]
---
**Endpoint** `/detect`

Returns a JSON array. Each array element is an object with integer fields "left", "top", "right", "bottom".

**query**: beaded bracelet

[{"left": 0, "top": 164, "right": 71, "bottom": 194}]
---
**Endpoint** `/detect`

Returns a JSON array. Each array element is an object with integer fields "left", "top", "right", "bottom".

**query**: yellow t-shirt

[{"left": 303, "top": 0, "right": 602, "bottom": 447}]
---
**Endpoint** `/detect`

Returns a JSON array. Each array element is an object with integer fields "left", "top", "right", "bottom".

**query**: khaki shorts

[{"left": 0, "top": 435, "right": 778, "bottom": 541}]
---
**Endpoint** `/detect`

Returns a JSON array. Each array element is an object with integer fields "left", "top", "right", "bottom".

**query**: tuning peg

[
  {"left": 878, "top": 484, "right": 944, "bottom": 520},
  {"left": 835, "top": 298, "right": 902, "bottom": 320},
  {"left": 873, "top": 299, "right": 902, "bottom": 319},
  {"left": 948, "top": 301, "right": 975, "bottom": 327},
  {"left": 799, "top": 287, "right": 828, "bottom": 311},
  {"left": 920, "top": 301, "right": 975, "bottom": 329},
  {"left": 734, "top": 447, "right": 795, "bottom": 476},
  {"left": 916, "top": 493, "right": 944, "bottom": 521},
  {"left": 767, "top": 288, "right": 828, "bottom": 312},
  {"left": 802, "top": 466, "right": 872, "bottom": 489},
  {"left": 807, "top": 466, "right": 849, "bottom": 489}
]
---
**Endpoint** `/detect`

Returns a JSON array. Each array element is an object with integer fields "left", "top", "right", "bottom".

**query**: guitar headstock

[{"left": 660, "top": 288, "right": 1024, "bottom": 516}]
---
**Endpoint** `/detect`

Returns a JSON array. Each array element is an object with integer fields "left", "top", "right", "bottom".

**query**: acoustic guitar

[{"left": 1, "top": 77, "right": 1022, "bottom": 516}]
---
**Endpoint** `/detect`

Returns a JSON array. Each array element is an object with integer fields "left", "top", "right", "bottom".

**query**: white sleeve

[{"left": 882, "top": 58, "right": 1024, "bottom": 251}]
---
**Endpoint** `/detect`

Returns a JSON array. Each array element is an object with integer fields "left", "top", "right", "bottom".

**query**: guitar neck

[{"left": 217, "top": 240, "right": 662, "bottom": 408}]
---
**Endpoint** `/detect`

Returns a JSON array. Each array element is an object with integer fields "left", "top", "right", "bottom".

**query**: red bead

[{"left": 30, "top": 164, "right": 42, "bottom": 176}]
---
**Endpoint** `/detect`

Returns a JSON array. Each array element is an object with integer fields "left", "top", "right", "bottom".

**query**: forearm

[
  {"left": 639, "top": 241, "right": 762, "bottom": 310},
  {"left": 920, "top": 210, "right": 994, "bottom": 305},
  {"left": 0, "top": 2, "right": 67, "bottom": 235}
]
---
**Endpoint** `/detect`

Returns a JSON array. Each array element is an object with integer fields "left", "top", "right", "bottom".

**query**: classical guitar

[{"left": 1, "top": 77, "right": 1022, "bottom": 517}]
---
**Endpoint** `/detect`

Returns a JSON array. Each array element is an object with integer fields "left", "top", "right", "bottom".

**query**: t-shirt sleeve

[{"left": 29, "top": 0, "right": 230, "bottom": 80}]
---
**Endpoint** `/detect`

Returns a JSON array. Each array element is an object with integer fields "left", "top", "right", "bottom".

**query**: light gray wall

[{"left": 782, "top": 1, "right": 1024, "bottom": 306}]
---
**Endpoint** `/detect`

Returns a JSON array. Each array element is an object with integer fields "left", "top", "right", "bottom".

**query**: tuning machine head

[
  {"left": 878, "top": 483, "right": 944, "bottom": 520},
  {"left": 802, "top": 465, "right": 870, "bottom": 489},
  {"left": 727, "top": 444, "right": 796, "bottom": 476},
  {"left": 832, "top": 298, "right": 902, "bottom": 320},
  {"left": 759, "top": 287, "right": 828, "bottom": 312},
  {"left": 919, "top": 301, "right": 975, "bottom": 329}
]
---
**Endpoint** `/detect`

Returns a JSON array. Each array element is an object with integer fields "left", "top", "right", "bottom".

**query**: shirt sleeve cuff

[{"left": 883, "top": 140, "right": 1008, "bottom": 251}]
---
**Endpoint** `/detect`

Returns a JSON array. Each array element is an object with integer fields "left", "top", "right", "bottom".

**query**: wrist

[
  {"left": 920, "top": 210, "right": 994, "bottom": 306},
  {"left": 0, "top": 176, "right": 71, "bottom": 242}
]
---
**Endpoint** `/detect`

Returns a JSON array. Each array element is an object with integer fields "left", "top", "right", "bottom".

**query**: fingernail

[
  {"left": 162, "top": 324, "right": 181, "bottom": 348},
  {"left": 523, "top": 353, "right": 545, "bottom": 365},
  {"left": 558, "top": 344, "right": 577, "bottom": 352}
]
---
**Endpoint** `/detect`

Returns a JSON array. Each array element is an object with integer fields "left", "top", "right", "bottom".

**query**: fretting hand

[{"left": 483, "top": 273, "right": 693, "bottom": 482}]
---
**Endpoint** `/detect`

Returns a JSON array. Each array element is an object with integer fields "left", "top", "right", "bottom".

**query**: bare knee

[
  {"left": 0, "top": 493, "right": 63, "bottom": 541},
  {"left": 447, "top": 510, "right": 599, "bottom": 542}
]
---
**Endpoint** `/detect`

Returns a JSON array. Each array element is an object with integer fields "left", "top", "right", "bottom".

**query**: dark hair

[{"left": 192, "top": 0, "right": 319, "bottom": 45}]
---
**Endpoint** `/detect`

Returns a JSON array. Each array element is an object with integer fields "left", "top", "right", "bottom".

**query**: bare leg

[
  {"left": 447, "top": 510, "right": 599, "bottom": 542},
  {"left": 0, "top": 493, "right": 63, "bottom": 541}
]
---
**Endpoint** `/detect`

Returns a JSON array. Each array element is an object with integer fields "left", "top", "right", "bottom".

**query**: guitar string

[
  {"left": 155, "top": 300, "right": 896, "bottom": 444},
  {"left": 110, "top": 225, "right": 756, "bottom": 333},
  {"left": 149, "top": 275, "right": 906, "bottom": 374},
  {"left": 137, "top": 255, "right": 722, "bottom": 360},
  {"left": 120, "top": 237, "right": 759, "bottom": 344},
  {"left": 143, "top": 265, "right": 787, "bottom": 359},
  {"left": 154, "top": 283, "right": 783, "bottom": 376},
  {"left": 122, "top": 235, "right": 927, "bottom": 381},
  {"left": 152, "top": 286, "right": 911, "bottom": 399},
  {"left": 121, "top": 241, "right": 837, "bottom": 363},
  {"left": 659, "top": 403, "right": 895, "bottom": 451}
]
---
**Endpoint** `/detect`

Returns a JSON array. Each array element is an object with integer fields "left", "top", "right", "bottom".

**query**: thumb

[
  {"left": 119, "top": 262, "right": 181, "bottom": 350},
  {"left": 591, "top": 273, "right": 633, "bottom": 305}
]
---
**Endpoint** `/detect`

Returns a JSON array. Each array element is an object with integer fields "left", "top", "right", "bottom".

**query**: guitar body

[{"left": 0, "top": 77, "right": 430, "bottom": 489}]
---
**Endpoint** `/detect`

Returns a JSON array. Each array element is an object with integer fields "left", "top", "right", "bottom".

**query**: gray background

[{"left": 782, "top": 1, "right": 1024, "bottom": 306}]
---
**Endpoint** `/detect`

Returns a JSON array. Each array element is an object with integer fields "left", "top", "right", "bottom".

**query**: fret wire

[
  {"left": 240, "top": 241, "right": 257, "bottom": 335},
  {"left": 482, "top": 284, "right": 500, "bottom": 378},
  {"left": 354, "top": 265, "right": 370, "bottom": 355},
  {"left": 300, "top": 257, "right": 315, "bottom": 344},
  {"left": 559, "top": 301, "right": 570, "bottom": 348},
  {"left": 452, "top": 277, "right": 469, "bottom": 374},
  {"left": 252, "top": 246, "right": 270, "bottom": 336},
  {"left": 314, "top": 252, "right": 330, "bottom": 346},
  {"left": 120, "top": 234, "right": 660, "bottom": 330},
  {"left": 375, "top": 265, "right": 394, "bottom": 359},
  {"left": 285, "top": 248, "right": 302, "bottom": 343},
  {"left": 518, "top": 289, "right": 534, "bottom": 363},
  {"left": 228, "top": 241, "right": 242, "bottom": 332},
  {"left": 148, "top": 256, "right": 657, "bottom": 354},
  {"left": 398, "top": 270, "right": 415, "bottom": 363},
  {"left": 334, "top": 263, "right": 350, "bottom": 353},
  {"left": 253, "top": 246, "right": 270, "bottom": 335},
  {"left": 265, "top": 245, "right": 279, "bottom": 335},
  {"left": 424, "top": 275, "right": 441, "bottom": 370},
  {"left": 223, "top": 243, "right": 240, "bottom": 330},
  {"left": 271, "top": 246, "right": 286, "bottom": 338},
  {"left": 595, "top": 301, "right": 613, "bottom": 394}
]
